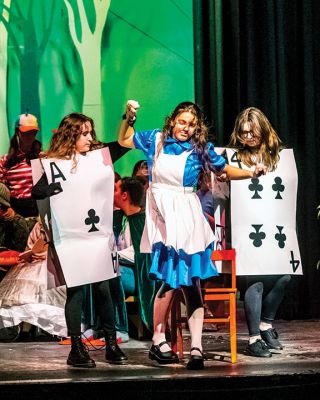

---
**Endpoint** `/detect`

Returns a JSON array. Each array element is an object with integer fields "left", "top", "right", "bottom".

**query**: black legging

[
  {"left": 158, "top": 278, "right": 204, "bottom": 319},
  {"left": 65, "top": 280, "right": 115, "bottom": 337},
  {"left": 244, "top": 275, "right": 291, "bottom": 336}
]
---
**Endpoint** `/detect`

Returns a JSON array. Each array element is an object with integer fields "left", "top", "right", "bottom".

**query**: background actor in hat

[{"left": 0, "top": 113, "right": 42, "bottom": 222}]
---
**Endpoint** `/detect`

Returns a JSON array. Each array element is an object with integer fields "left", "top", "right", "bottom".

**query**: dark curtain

[{"left": 193, "top": 0, "right": 320, "bottom": 318}]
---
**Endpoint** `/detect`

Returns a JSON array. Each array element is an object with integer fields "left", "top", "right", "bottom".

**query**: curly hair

[
  {"left": 157, "top": 101, "right": 216, "bottom": 172},
  {"left": 228, "top": 107, "right": 282, "bottom": 171},
  {"left": 5, "top": 128, "right": 42, "bottom": 168},
  {"left": 46, "top": 113, "right": 97, "bottom": 170}
]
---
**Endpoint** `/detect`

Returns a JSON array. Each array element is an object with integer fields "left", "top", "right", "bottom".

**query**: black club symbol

[
  {"left": 85, "top": 209, "right": 100, "bottom": 232},
  {"left": 248, "top": 178, "right": 263, "bottom": 199},
  {"left": 272, "top": 177, "right": 285, "bottom": 199},
  {"left": 274, "top": 226, "right": 286, "bottom": 248},
  {"left": 249, "top": 224, "right": 266, "bottom": 247}
]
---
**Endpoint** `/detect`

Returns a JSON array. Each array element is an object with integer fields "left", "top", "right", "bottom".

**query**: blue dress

[{"left": 133, "top": 130, "right": 226, "bottom": 289}]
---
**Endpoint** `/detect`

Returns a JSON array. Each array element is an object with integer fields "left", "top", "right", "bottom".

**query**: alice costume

[{"left": 133, "top": 129, "right": 226, "bottom": 289}]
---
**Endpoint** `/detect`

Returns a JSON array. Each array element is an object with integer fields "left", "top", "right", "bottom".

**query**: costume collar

[{"left": 165, "top": 136, "right": 193, "bottom": 150}]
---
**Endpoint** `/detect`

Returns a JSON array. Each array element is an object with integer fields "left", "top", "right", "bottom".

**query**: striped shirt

[{"left": 0, "top": 154, "right": 34, "bottom": 199}]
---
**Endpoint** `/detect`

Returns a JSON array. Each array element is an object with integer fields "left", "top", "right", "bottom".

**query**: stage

[{"left": 0, "top": 313, "right": 319, "bottom": 400}]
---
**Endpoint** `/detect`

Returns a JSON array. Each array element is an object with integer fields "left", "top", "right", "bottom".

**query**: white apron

[{"left": 140, "top": 138, "right": 215, "bottom": 255}]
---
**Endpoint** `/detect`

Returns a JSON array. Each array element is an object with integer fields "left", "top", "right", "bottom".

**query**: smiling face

[
  {"left": 75, "top": 121, "right": 93, "bottom": 153},
  {"left": 171, "top": 111, "right": 197, "bottom": 142}
]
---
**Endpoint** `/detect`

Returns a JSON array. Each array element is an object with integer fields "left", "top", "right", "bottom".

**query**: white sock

[
  {"left": 152, "top": 288, "right": 175, "bottom": 352},
  {"left": 249, "top": 335, "right": 261, "bottom": 344},
  {"left": 188, "top": 307, "right": 204, "bottom": 356},
  {"left": 259, "top": 322, "right": 273, "bottom": 331},
  {"left": 153, "top": 331, "right": 169, "bottom": 350}
]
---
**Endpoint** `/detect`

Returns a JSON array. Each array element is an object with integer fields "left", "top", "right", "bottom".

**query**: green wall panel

[{"left": 0, "top": 0, "right": 194, "bottom": 176}]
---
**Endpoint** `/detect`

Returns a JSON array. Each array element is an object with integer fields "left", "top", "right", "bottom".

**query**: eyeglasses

[{"left": 240, "top": 130, "right": 261, "bottom": 139}]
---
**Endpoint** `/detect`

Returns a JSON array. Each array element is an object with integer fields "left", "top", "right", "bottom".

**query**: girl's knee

[{"left": 248, "top": 282, "right": 264, "bottom": 294}]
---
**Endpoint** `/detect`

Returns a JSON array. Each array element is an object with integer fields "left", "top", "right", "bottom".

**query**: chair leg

[
  {"left": 229, "top": 293, "right": 237, "bottom": 363},
  {"left": 170, "top": 304, "right": 178, "bottom": 354},
  {"left": 176, "top": 319, "right": 184, "bottom": 358},
  {"left": 170, "top": 292, "right": 184, "bottom": 358}
]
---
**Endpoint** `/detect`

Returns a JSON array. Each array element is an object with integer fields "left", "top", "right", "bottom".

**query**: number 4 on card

[{"left": 290, "top": 251, "right": 300, "bottom": 273}]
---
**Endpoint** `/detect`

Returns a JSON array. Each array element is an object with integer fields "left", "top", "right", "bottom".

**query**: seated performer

[{"left": 114, "top": 176, "right": 157, "bottom": 334}]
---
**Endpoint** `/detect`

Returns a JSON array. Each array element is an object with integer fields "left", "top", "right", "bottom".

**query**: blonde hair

[{"left": 228, "top": 107, "right": 282, "bottom": 171}]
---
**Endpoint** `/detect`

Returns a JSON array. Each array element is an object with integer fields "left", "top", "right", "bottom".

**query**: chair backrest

[{"left": 211, "top": 249, "right": 236, "bottom": 289}]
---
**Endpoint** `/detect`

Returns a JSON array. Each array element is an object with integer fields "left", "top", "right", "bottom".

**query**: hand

[
  {"left": 19, "top": 250, "right": 33, "bottom": 263},
  {"left": 47, "top": 182, "right": 62, "bottom": 197},
  {"left": 216, "top": 172, "right": 229, "bottom": 182},
  {"left": 31, "top": 252, "right": 47, "bottom": 261},
  {"left": 126, "top": 99, "right": 140, "bottom": 124},
  {"left": 253, "top": 162, "right": 267, "bottom": 177}
]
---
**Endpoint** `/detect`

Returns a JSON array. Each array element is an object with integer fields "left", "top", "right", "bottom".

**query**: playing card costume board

[
  {"left": 32, "top": 148, "right": 118, "bottom": 287},
  {"left": 213, "top": 148, "right": 302, "bottom": 276}
]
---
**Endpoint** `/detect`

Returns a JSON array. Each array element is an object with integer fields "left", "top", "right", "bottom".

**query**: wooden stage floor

[{"left": 1, "top": 318, "right": 320, "bottom": 399}]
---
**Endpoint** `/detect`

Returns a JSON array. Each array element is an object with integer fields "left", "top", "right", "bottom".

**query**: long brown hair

[
  {"left": 157, "top": 102, "right": 216, "bottom": 172},
  {"left": 46, "top": 113, "right": 98, "bottom": 167},
  {"left": 228, "top": 107, "right": 282, "bottom": 171}
]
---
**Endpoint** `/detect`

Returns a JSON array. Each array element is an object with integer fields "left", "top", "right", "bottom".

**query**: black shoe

[
  {"left": 260, "top": 328, "right": 283, "bottom": 350},
  {"left": 246, "top": 339, "right": 272, "bottom": 358},
  {"left": 186, "top": 347, "right": 205, "bottom": 370},
  {"left": 149, "top": 341, "right": 179, "bottom": 364},
  {"left": 105, "top": 333, "right": 128, "bottom": 364},
  {"left": 67, "top": 336, "right": 96, "bottom": 368},
  {"left": 105, "top": 344, "right": 128, "bottom": 364}
]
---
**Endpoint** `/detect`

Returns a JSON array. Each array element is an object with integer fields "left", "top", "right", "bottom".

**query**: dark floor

[{"left": 1, "top": 314, "right": 320, "bottom": 399}]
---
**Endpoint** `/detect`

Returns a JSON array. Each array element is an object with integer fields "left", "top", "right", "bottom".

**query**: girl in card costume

[
  {"left": 32, "top": 113, "right": 128, "bottom": 368},
  {"left": 118, "top": 100, "right": 267, "bottom": 369},
  {"left": 228, "top": 107, "right": 292, "bottom": 358}
]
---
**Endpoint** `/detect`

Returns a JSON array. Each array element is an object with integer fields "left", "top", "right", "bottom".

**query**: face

[
  {"left": 75, "top": 121, "right": 93, "bottom": 153},
  {"left": 239, "top": 122, "right": 262, "bottom": 149},
  {"left": 171, "top": 112, "right": 197, "bottom": 142},
  {"left": 113, "top": 180, "right": 124, "bottom": 209},
  {"left": 135, "top": 161, "right": 149, "bottom": 177},
  {"left": 18, "top": 130, "right": 38, "bottom": 150}
]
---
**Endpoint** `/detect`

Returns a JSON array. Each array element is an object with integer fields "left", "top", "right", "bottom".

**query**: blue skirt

[{"left": 149, "top": 242, "right": 218, "bottom": 289}]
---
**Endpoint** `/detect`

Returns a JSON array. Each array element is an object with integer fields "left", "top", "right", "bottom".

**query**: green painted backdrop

[{"left": 0, "top": 0, "right": 194, "bottom": 176}]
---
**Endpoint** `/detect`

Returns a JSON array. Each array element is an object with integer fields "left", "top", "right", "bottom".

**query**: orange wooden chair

[{"left": 170, "top": 248, "right": 237, "bottom": 363}]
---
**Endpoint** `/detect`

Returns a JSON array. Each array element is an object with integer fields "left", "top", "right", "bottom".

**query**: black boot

[
  {"left": 67, "top": 336, "right": 96, "bottom": 368},
  {"left": 105, "top": 333, "right": 128, "bottom": 364}
]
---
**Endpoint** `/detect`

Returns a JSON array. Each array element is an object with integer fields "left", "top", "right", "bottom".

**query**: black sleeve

[
  {"left": 32, "top": 173, "right": 63, "bottom": 200},
  {"left": 104, "top": 141, "right": 131, "bottom": 163}
]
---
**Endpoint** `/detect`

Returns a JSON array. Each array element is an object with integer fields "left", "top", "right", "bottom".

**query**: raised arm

[{"left": 118, "top": 100, "right": 140, "bottom": 148}]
